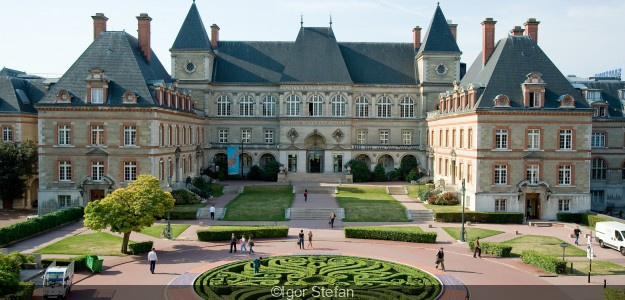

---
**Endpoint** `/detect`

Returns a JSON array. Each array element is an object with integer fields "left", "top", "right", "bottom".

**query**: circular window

[
  {"left": 435, "top": 64, "right": 448, "bottom": 76},
  {"left": 185, "top": 61, "right": 196, "bottom": 73}
]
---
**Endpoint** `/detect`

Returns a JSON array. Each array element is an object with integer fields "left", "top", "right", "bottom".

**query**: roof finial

[
  {"left": 300, "top": 14, "right": 303, "bottom": 28},
  {"left": 437, "top": 2, "right": 440, "bottom": 6},
  {"left": 193, "top": 0, "right": 195, "bottom": 3},
  {"left": 329, "top": 14, "right": 333, "bottom": 28}
]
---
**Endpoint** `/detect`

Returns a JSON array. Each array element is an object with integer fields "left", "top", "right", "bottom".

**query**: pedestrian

[
  {"left": 210, "top": 205, "right": 215, "bottom": 220},
  {"left": 229, "top": 233, "right": 237, "bottom": 253},
  {"left": 252, "top": 256, "right": 262, "bottom": 274},
  {"left": 248, "top": 236, "right": 255, "bottom": 254},
  {"left": 307, "top": 230, "right": 314, "bottom": 249},
  {"left": 298, "top": 230, "right": 305, "bottom": 249},
  {"left": 435, "top": 247, "right": 445, "bottom": 271},
  {"left": 240, "top": 234, "right": 247, "bottom": 253},
  {"left": 304, "top": 189, "right": 308, "bottom": 202},
  {"left": 574, "top": 226, "right": 582, "bottom": 246},
  {"left": 473, "top": 237, "right": 482, "bottom": 258},
  {"left": 148, "top": 248, "right": 158, "bottom": 274},
  {"left": 329, "top": 212, "right": 336, "bottom": 228}
]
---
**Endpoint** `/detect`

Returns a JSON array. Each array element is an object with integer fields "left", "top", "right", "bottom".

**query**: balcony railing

[
  {"left": 351, "top": 144, "right": 422, "bottom": 150},
  {"left": 207, "top": 143, "right": 281, "bottom": 150}
]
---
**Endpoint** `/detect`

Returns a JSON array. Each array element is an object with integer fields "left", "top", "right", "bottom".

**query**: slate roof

[
  {"left": 461, "top": 35, "right": 588, "bottom": 109},
  {"left": 0, "top": 74, "right": 45, "bottom": 114},
  {"left": 38, "top": 31, "right": 172, "bottom": 107},
  {"left": 171, "top": 3, "right": 213, "bottom": 52},
  {"left": 339, "top": 42, "right": 416, "bottom": 85},
  {"left": 569, "top": 79, "right": 625, "bottom": 118},
  {"left": 417, "top": 5, "right": 460, "bottom": 56}
]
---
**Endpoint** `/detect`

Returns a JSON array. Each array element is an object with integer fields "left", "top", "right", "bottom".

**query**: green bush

[
  {"left": 261, "top": 160, "right": 281, "bottom": 181},
  {"left": 429, "top": 192, "right": 459, "bottom": 205},
  {"left": 556, "top": 212, "right": 586, "bottom": 224},
  {"left": 197, "top": 225, "right": 288, "bottom": 241},
  {"left": 0, "top": 252, "right": 35, "bottom": 298},
  {"left": 435, "top": 212, "right": 524, "bottom": 224},
  {"left": 405, "top": 169, "right": 420, "bottom": 182},
  {"left": 346, "top": 159, "right": 371, "bottom": 182},
  {"left": 168, "top": 210, "right": 197, "bottom": 220},
  {"left": 247, "top": 165, "right": 263, "bottom": 180},
  {"left": 388, "top": 168, "right": 402, "bottom": 181},
  {"left": 372, "top": 163, "right": 387, "bottom": 181},
  {"left": 42, "top": 255, "right": 88, "bottom": 272},
  {"left": 417, "top": 187, "right": 436, "bottom": 202},
  {"left": 399, "top": 156, "right": 419, "bottom": 181},
  {"left": 129, "top": 241, "right": 154, "bottom": 255},
  {"left": 344, "top": 226, "right": 437, "bottom": 243},
  {"left": 171, "top": 189, "right": 200, "bottom": 205},
  {"left": 0, "top": 207, "right": 84, "bottom": 247},
  {"left": 468, "top": 241, "right": 512, "bottom": 257},
  {"left": 521, "top": 250, "right": 567, "bottom": 274}
]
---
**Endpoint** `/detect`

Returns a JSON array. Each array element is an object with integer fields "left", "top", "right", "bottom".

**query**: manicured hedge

[
  {"left": 434, "top": 212, "right": 523, "bottom": 224},
  {"left": 42, "top": 255, "right": 88, "bottom": 272},
  {"left": 0, "top": 207, "right": 84, "bottom": 247},
  {"left": 197, "top": 226, "right": 289, "bottom": 241},
  {"left": 468, "top": 240, "right": 512, "bottom": 257},
  {"left": 344, "top": 226, "right": 437, "bottom": 243},
  {"left": 521, "top": 250, "right": 567, "bottom": 274},
  {"left": 168, "top": 210, "right": 197, "bottom": 220},
  {"left": 172, "top": 189, "right": 201, "bottom": 205},
  {"left": 556, "top": 212, "right": 622, "bottom": 228},
  {"left": 129, "top": 241, "right": 154, "bottom": 255}
]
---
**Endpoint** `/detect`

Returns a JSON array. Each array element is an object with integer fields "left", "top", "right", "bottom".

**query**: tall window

[
  {"left": 558, "top": 165, "right": 572, "bottom": 185},
  {"left": 355, "top": 96, "right": 369, "bottom": 117},
  {"left": 58, "top": 195, "right": 72, "bottom": 208},
  {"left": 526, "top": 165, "right": 539, "bottom": 184},
  {"left": 59, "top": 161, "right": 72, "bottom": 181},
  {"left": 262, "top": 95, "right": 276, "bottom": 116},
  {"left": 595, "top": 106, "right": 607, "bottom": 117},
  {"left": 124, "top": 161, "right": 137, "bottom": 182},
  {"left": 468, "top": 128, "right": 473, "bottom": 149},
  {"left": 559, "top": 129, "right": 573, "bottom": 149},
  {"left": 123, "top": 125, "right": 137, "bottom": 146},
  {"left": 591, "top": 158, "right": 607, "bottom": 180},
  {"left": 91, "top": 88, "right": 104, "bottom": 104},
  {"left": 286, "top": 94, "right": 300, "bottom": 116},
  {"left": 377, "top": 96, "right": 391, "bottom": 118},
  {"left": 445, "top": 130, "right": 449, "bottom": 147},
  {"left": 264, "top": 130, "right": 274, "bottom": 144},
  {"left": 529, "top": 92, "right": 541, "bottom": 107},
  {"left": 402, "top": 130, "right": 412, "bottom": 145},
  {"left": 241, "top": 129, "right": 251, "bottom": 143},
  {"left": 2, "top": 127, "right": 12, "bottom": 142},
  {"left": 379, "top": 130, "right": 389, "bottom": 144},
  {"left": 467, "top": 164, "right": 472, "bottom": 183},
  {"left": 58, "top": 125, "right": 71, "bottom": 145},
  {"left": 92, "top": 161, "right": 104, "bottom": 181},
  {"left": 495, "top": 129, "right": 508, "bottom": 149},
  {"left": 495, "top": 199, "right": 506, "bottom": 212},
  {"left": 558, "top": 199, "right": 571, "bottom": 212},
  {"left": 494, "top": 164, "right": 507, "bottom": 185},
  {"left": 527, "top": 129, "right": 540, "bottom": 149},
  {"left": 239, "top": 95, "right": 254, "bottom": 116},
  {"left": 591, "top": 132, "right": 606, "bottom": 148},
  {"left": 331, "top": 95, "right": 346, "bottom": 117},
  {"left": 400, "top": 97, "right": 414, "bottom": 118},
  {"left": 218, "top": 129, "right": 228, "bottom": 143},
  {"left": 357, "top": 130, "right": 366, "bottom": 144},
  {"left": 217, "top": 95, "right": 231, "bottom": 116},
  {"left": 459, "top": 129, "right": 464, "bottom": 148},
  {"left": 452, "top": 129, "right": 456, "bottom": 147},
  {"left": 310, "top": 94, "right": 324, "bottom": 116}
]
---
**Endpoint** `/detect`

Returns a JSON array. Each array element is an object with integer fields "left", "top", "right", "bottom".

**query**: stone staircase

[
  {"left": 387, "top": 186, "right": 407, "bottom": 195},
  {"left": 286, "top": 172, "right": 345, "bottom": 183},
  {"left": 287, "top": 208, "right": 345, "bottom": 220},
  {"left": 292, "top": 186, "right": 337, "bottom": 194},
  {"left": 408, "top": 209, "right": 434, "bottom": 221},
  {"left": 222, "top": 185, "right": 242, "bottom": 194},
  {"left": 197, "top": 207, "right": 227, "bottom": 219}
]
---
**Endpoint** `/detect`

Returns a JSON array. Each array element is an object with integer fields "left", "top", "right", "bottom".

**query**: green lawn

[
  {"left": 35, "top": 232, "right": 129, "bottom": 256},
  {"left": 223, "top": 186, "right": 293, "bottom": 221},
  {"left": 502, "top": 235, "right": 587, "bottom": 257},
  {"left": 405, "top": 185, "right": 428, "bottom": 199},
  {"left": 172, "top": 203, "right": 204, "bottom": 212},
  {"left": 140, "top": 224, "right": 190, "bottom": 239},
  {"left": 212, "top": 183, "right": 224, "bottom": 197},
  {"left": 571, "top": 261, "right": 625, "bottom": 276},
  {"left": 442, "top": 227, "right": 504, "bottom": 241},
  {"left": 337, "top": 186, "right": 408, "bottom": 222},
  {"left": 425, "top": 204, "right": 463, "bottom": 213}
]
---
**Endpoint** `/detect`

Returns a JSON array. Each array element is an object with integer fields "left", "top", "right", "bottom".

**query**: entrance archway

[
  {"left": 378, "top": 154, "right": 395, "bottom": 173},
  {"left": 241, "top": 153, "right": 252, "bottom": 175},
  {"left": 355, "top": 154, "right": 372, "bottom": 170},
  {"left": 305, "top": 132, "right": 326, "bottom": 173},
  {"left": 259, "top": 153, "right": 276, "bottom": 167}
]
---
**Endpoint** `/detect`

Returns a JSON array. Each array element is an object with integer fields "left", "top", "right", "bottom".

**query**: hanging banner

[{"left": 227, "top": 146, "right": 240, "bottom": 175}]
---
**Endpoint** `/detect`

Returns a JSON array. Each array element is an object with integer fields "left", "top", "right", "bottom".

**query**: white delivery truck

[
  {"left": 43, "top": 261, "right": 74, "bottom": 299},
  {"left": 595, "top": 221, "right": 625, "bottom": 256}
]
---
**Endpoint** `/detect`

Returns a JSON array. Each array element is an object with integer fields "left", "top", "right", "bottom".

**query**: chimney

[
  {"left": 412, "top": 26, "right": 421, "bottom": 49},
  {"left": 447, "top": 20, "right": 458, "bottom": 41},
  {"left": 524, "top": 18, "right": 540, "bottom": 43},
  {"left": 510, "top": 26, "right": 524, "bottom": 36},
  {"left": 210, "top": 24, "right": 220, "bottom": 49},
  {"left": 92, "top": 13, "right": 108, "bottom": 40},
  {"left": 481, "top": 18, "right": 497, "bottom": 66},
  {"left": 136, "top": 13, "right": 152, "bottom": 63}
]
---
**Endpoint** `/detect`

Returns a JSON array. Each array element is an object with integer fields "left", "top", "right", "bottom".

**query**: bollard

[
  {"left": 515, "top": 230, "right": 518, "bottom": 235},
  {"left": 570, "top": 262, "right": 573, "bottom": 274},
  {"left": 604, "top": 279, "right": 606, "bottom": 288},
  {"left": 588, "top": 272, "right": 590, "bottom": 283}
]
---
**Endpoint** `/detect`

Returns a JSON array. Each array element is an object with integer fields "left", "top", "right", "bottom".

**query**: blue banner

[{"left": 227, "top": 146, "right": 240, "bottom": 175}]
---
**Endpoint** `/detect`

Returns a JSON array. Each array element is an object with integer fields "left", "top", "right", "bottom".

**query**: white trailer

[{"left": 42, "top": 261, "right": 74, "bottom": 299}]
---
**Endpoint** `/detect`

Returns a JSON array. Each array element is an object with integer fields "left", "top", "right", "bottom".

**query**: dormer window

[
  {"left": 558, "top": 94, "right": 575, "bottom": 108},
  {"left": 122, "top": 91, "right": 137, "bottom": 104},
  {"left": 522, "top": 72, "right": 545, "bottom": 108},
  {"left": 585, "top": 90, "right": 601, "bottom": 102},
  {"left": 529, "top": 92, "right": 541, "bottom": 107},
  {"left": 56, "top": 90, "right": 72, "bottom": 103},
  {"left": 86, "top": 68, "right": 109, "bottom": 104},
  {"left": 597, "top": 106, "right": 607, "bottom": 117},
  {"left": 91, "top": 88, "right": 104, "bottom": 104},
  {"left": 494, "top": 94, "right": 510, "bottom": 107}
]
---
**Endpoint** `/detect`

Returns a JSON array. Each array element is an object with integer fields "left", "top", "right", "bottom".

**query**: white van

[
  {"left": 43, "top": 261, "right": 74, "bottom": 299},
  {"left": 595, "top": 221, "right": 625, "bottom": 256}
]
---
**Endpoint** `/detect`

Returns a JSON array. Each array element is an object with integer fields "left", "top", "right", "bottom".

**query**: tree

[
  {"left": 261, "top": 160, "right": 280, "bottom": 181},
  {"left": 399, "top": 156, "right": 418, "bottom": 181},
  {"left": 345, "top": 159, "right": 371, "bottom": 182},
  {"left": 373, "top": 163, "right": 388, "bottom": 182},
  {"left": 0, "top": 141, "right": 37, "bottom": 208},
  {"left": 84, "top": 175, "right": 174, "bottom": 254}
]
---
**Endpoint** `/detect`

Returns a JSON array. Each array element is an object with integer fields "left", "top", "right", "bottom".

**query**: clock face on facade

[
  {"left": 185, "top": 61, "right": 196, "bottom": 73},
  {"left": 435, "top": 63, "right": 448, "bottom": 76}
]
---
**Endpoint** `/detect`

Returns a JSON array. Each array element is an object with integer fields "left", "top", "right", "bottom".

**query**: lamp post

[
  {"left": 165, "top": 177, "right": 172, "bottom": 240},
  {"left": 461, "top": 179, "right": 466, "bottom": 242},
  {"left": 560, "top": 242, "right": 568, "bottom": 261}
]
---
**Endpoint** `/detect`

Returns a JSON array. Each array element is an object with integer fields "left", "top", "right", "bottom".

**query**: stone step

[
  {"left": 293, "top": 186, "right": 337, "bottom": 194},
  {"left": 222, "top": 185, "right": 242, "bottom": 194},
  {"left": 387, "top": 186, "right": 407, "bottom": 195},
  {"left": 408, "top": 210, "right": 433, "bottom": 221},
  {"left": 197, "top": 208, "right": 227, "bottom": 219},
  {"left": 286, "top": 173, "right": 345, "bottom": 183},
  {"left": 287, "top": 208, "right": 344, "bottom": 220}
]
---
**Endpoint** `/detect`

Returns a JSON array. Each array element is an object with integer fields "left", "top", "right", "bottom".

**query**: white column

[
  {"left": 297, "top": 150, "right": 307, "bottom": 173},
  {"left": 324, "top": 150, "right": 333, "bottom": 173}
]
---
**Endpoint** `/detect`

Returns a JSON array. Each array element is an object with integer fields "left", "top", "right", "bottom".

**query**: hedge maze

[{"left": 195, "top": 255, "right": 441, "bottom": 300}]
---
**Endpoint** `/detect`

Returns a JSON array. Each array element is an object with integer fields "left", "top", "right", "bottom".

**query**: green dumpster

[{"left": 85, "top": 255, "right": 103, "bottom": 273}]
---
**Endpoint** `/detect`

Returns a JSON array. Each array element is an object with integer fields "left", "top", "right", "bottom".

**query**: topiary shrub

[
  {"left": 168, "top": 210, "right": 198, "bottom": 220},
  {"left": 344, "top": 226, "right": 437, "bottom": 243},
  {"left": 129, "top": 241, "right": 154, "bottom": 255},
  {"left": 405, "top": 169, "right": 420, "bottom": 182},
  {"left": 346, "top": 159, "right": 371, "bottom": 182},
  {"left": 430, "top": 192, "right": 459, "bottom": 205},
  {"left": 373, "top": 163, "right": 387, "bottom": 181},
  {"left": 521, "top": 250, "right": 567, "bottom": 274},
  {"left": 399, "top": 156, "right": 418, "bottom": 180},
  {"left": 197, "top": 225, "right": 288, "bottom": 241},
  {"left": 261, "top": 160, "right": 280, "bottom": 181},
  {"left": 171, "top": 189, "right": 201, "bottom": 205},
  {"left": 247, "top": 165, "right": 263, "bottom": 180},
  {"left": 435, "top": 212, "right": 524, "bottom": 224},
  {"left": 468, "top": 241, "right": 512, "bottom": 257}
]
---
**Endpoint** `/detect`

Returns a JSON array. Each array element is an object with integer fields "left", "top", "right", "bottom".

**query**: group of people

[
  {"left": 297, "top": 230, "right": 314, "bottom": 249},
  {"left": 229, "top": 233, "right": 255, "bottom": 254}
]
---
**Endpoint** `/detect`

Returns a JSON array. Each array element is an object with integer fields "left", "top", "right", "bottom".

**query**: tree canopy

[
  {"left": 84, "top": 175, "right": 175, "bottom": 253},
  {"left": 0, "top": 140, "right": 37, "bottom": 208}
]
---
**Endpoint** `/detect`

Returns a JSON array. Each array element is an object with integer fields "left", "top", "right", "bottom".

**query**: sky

[{"left": 1, "top": 0, "right": 623, "bottom": 78}]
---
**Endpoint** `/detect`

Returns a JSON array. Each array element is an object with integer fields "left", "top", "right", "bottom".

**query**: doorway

[
  {"left": 90, "top": 189, "right": 105, "bottom": 201},
  {"left": 526, "top": 193, "right": 540, "bottom": 219},
  {"left": 307, "top": 151, "right": 323, "bottom": 173}
]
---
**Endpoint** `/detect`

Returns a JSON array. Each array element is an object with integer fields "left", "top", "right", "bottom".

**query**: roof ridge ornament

[{"left": 300, "top": 14, "right": 303, "bottom": 28}]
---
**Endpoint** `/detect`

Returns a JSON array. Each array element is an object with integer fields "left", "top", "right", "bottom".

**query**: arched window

[
  {"left": 239, "top": 95, "right": 254, "bottom": 116},
  {"left": 310, "top": 94, "right": 324, "bottom": 116},
  {"left": 400, "top": 97, "right": 414, "bottom": 118},
  {"left": 377, "top": 96, "right": 391, "bottom": 118},
  {"left": 591, "top": 158, "right": 607, "bottom": 180},
  {"left": 331, "top": 95, "right": 346, "bottom": 117},
  {"left": 216, "top": 95, "right": 231, "bottom": 116},
  {"left": 286, "top": 94, "right": 300, "bottom": 116},
  {"left": 262, "top": 95, "right": 276, "bottom": 116},
  {"left": 355, "top": 96, "right": 369, "bottom": 117}
]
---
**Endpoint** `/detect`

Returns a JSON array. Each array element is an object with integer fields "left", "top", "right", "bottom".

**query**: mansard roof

[
  {"left": 416, "top": 5, "right": 460, "bottom": 56},
  {"left": 571, "top": 79, "right": 625, "bottom": 118},
  {"left": 38, "top": 31, "right": 172, "bottom": 107},
  {"left": 171, "top": 2, "right": 214, "bottom": 52},
  {"left": 461, "top": 35, "right": 587, "bottom": 109},
  {"left": 0, "top": 71, "right": 45, "bottom": 114}
]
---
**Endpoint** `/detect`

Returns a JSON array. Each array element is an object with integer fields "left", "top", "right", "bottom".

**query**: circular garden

[{"left": 194, "top": 255, "right": 441, "bottom": 299}]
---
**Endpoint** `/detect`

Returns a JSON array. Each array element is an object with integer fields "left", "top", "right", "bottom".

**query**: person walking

[
  {"left": 574, "top": 226, "right": 582, "bottom": 246},
  {"left": 307, "top": 231, "right": 314, "bottom": 249},
  {"left": 298, "top": 230, "right": 305, "bottom": 249},
  {"left": 473, "top": 237, "right": 482, "bottom": 258},
  {"left": 229, "top": 233, "right": 238, "bottom": 253},
  {"left": 240, "top": 235, "right": 247, "bottom": 253},
  {"left": 210, "top": 205, "right": 215, "bottom": 220},
  {"left": 252, "top": 257, "right": 262, "bottom": 274},
  {"left": 304, "top": 189, "right": 308, "bottom": 202},
  {"left": 435, "top": 247, "right": 445, "bottom": 271},
  {"left": 329, "top": 212, "right": 336, "bottom": 228},
  {"left": 248, "top": 237, "right": 255, "bottom": 254},
  {"left": 148, "top": 248, "right": 158, "bottom": 274}
]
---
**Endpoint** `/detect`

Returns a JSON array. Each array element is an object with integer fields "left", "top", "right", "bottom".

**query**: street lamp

[
  {"left": 560, "top": 242, "right": 568, "bottom": 261},
  {"left": 461, "top": 179, "right": 466, "bottom": 242},
  {"left": 164, "top": 177, "right": 173, "bottom": 240}
]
